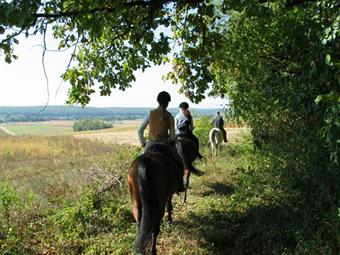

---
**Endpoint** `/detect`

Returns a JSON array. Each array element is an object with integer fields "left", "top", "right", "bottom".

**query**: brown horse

[
  {"left": 176, "top": 137, "right": 203, "bottom": 203},
  {"left": 128, "top": 143, "right": 183, "bottom": 255}
]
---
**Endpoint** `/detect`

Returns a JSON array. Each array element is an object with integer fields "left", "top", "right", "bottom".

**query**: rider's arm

[
  {"left": 190, "top": 117, "right": 194, "bottom": 131},
  {"left": 169, "top": 115, "right": 175, "bottom": 141},
  {"left": 138, "top": 113, "right": 149, "bottom": 146},
  {"left": 174, "top": 114, "right": 179, "bottom": 132}
]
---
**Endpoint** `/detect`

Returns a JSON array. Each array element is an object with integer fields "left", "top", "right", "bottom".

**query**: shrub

[{"left": 193, "top": 116, "right": 212, "bottom": 145}]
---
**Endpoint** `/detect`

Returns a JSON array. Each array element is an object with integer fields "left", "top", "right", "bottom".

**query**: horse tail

[
  {"left": 177, "top": 142, "right": 203, "bottom": 176},
  {"left": 134, "top": 155, "right": 158, "bottom": 254}
]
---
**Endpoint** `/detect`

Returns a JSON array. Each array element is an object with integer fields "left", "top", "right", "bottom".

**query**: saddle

[
  {"left": 176, "top": 136, "right": 193, "bottom": 144},
  {"left": 145, "top": 142, "right": 184, "bottom": 172}
]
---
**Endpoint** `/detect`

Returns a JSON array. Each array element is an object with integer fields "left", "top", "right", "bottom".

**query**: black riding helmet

[
  {"left": 179, "top": 102, "right": 189, "bottom": 110},
  {"left": 157, "top": 91, "right": 171, "bottom": 104}
]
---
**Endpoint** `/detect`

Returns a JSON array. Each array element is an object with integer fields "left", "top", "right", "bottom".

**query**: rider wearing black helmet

[
  {"left": 157, "top": 91, "right": 171, "bottom": 105},
  {"left": 138, "top": 91, "right": 185, "bottom": 192},
  {"left": 175, "top": 102, "right": 203, "bottom": 159},
  {"left": 211, "top": 111, "right": 228, "bottom": 142}
]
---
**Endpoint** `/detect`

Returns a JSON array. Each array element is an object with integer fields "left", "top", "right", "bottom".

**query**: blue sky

[{"left": 0, "top": 33, "right": 225, "bottom": 109}]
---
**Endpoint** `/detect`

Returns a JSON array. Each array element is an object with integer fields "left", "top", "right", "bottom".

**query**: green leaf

[
  {"left": 325, "top": 54, "right": 332, "bottom": 65},
  {"left": 314, "top": 95, "right": 323, "bottom": 104}
]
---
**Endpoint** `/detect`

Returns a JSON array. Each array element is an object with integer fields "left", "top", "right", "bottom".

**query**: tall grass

[
  {"left": 0, "top": 134, "right": 141, "bottom": 254},
  {"left": 1, "top": 125, "right": 337, "bottom": 254}
]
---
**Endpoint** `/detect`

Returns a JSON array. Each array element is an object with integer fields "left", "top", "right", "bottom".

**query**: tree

[
  {"left": 1, "top": 0, "right": 339, "bottom": 252},
  {"left": 73, "top": 119, "right": 112, "bottom": 131},
  {"left": 3, "top": 1, "right": 336, "bottom": 105},
  {"left": 210, "top": 1, "right": 339, "bottom": 252},
  {"left": 0, "top": 0, "right": 220, "bottom": 105}
]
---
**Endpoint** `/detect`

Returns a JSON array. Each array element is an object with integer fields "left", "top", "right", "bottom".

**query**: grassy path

[
  {"left": 149, "top": 133, "right": 252, "bottom": 255},
  {"left": 0, "top": 128, "right": 253, "bottom": 255}
]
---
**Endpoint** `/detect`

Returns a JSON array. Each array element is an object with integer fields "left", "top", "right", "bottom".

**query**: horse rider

[
  {"left": 211, "top": 111, "right": 228, "bottom": 142},
  {"left": 137, "top": 91, "right": 185, "bottom": 192},
  {"left": 175, "top": 102, "right": 203, "bottom": 159}
]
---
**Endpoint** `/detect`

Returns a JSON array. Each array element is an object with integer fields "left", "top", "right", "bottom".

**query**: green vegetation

[
  {"left": 210, "top": 3, "right": 340, "bottom": 253},
  {"left": 0, "top": 134, "right": 136, "bottom": 254},
  {"left": 1, "top": 1, "right": 339, "bottom": 253},
  {"left": 1, "top": 117, "right": 338, "bottom": 254},
  {"left": 73, "top": 119, "right": 113, "bottom": 132}
]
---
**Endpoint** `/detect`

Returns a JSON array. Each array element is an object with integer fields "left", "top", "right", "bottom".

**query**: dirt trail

[{"left": 0, "top": 125, "right": 16, "bottom": 136}]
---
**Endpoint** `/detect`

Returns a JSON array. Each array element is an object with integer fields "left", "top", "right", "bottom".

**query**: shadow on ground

[
  {"left": 202, "top": 182, "right": 234, "bottom": 197},
  {"left": 177, "top": 204, "right": 309, "bottom": 255}
]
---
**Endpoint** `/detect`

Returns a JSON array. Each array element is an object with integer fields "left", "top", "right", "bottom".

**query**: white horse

[{"left": 209, "top": 128, "right": 223, "bottom": 156}]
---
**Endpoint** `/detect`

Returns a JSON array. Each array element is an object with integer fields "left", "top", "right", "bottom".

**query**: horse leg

[
  {"left": 166, "top": 198, "right": 173, "bottom": 223},
  {"left": 150, "top": 222, "right": 160, "bottom": 255},
  {"left": 182, "top": 169, "right": 190, "bottom": 204},
  {"left": 212, "top": 143, "right": 217, "bottom": 157}
]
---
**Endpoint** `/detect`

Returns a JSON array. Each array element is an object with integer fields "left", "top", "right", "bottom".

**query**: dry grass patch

[{"left": 0, "top": 135, "right": 113, "bottom": 162}]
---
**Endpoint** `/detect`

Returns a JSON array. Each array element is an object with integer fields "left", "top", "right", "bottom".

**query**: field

[
  {"left": 0, "top": 120, "right": 337, "bottom": 254},
  {"left": 0, "top": 119, "right": 251, "bottom": 254},
  {"left": 0, "top": 120, "right": 141, "bottom": 138},
  {"left": 1, "top": 121, "right": 75, "bottom": 135},
  {"left": 73, "top": 120, "right": 141, "bottom": 145}
]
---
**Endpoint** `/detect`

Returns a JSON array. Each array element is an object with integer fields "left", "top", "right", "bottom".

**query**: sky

[{"left": 0, "top": 34, "right": 226, "bottom": 109}]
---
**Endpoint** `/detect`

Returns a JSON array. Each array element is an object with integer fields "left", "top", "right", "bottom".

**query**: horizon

[{"left": 0, "top": 104, "right": 222, "bottom": 109}]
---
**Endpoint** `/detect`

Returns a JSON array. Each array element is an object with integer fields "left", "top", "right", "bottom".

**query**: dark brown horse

[
  {"left": 176, "top": 137, "right": 203, "bottom": 203},
  {"left": 128, "top": 144, "right": 183, "bottom": 255}
]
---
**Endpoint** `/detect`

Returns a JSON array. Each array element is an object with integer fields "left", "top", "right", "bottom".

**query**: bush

[{"left": 193, "top": 116, "right": 212, "bottom": 145}]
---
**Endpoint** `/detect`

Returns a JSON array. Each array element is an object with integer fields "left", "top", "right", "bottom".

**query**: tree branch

[
  {"left": 285, "top": 0, "right": 318, "bottom": 8},
  {"left": 33, "top": 0, "right": 203, "bottom": 19}
]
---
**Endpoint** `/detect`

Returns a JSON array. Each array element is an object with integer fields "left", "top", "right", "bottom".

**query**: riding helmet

[
  {"left": 179, "top": 102, "right": 189, "bottom": 109},
  {"left": 157, "top": 91, "right": 171, "bottom": 104}
]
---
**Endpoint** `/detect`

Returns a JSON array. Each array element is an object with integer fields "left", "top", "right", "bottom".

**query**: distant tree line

[
  {"left": 0, "top": 106, "right": 219, "bottom": 123},
  {"left": 73, "top": 119, "right": 113, "bottom": 132}
]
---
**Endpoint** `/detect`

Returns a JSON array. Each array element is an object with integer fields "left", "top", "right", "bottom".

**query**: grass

[
  {"left": 1, "top": 126, "right": 336, "bottom": 254},
  {"left": 0, "top": 128, "right": 253, "bottom": 255},
  {"left": 0, "top": 128, "right": 9, "bottom": 137},
  {"left": 2, "top": 121, "right": 74, "bottom": 135},
  {"left": 1, "top": 120, "right": 141, "bottom": 139}
]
